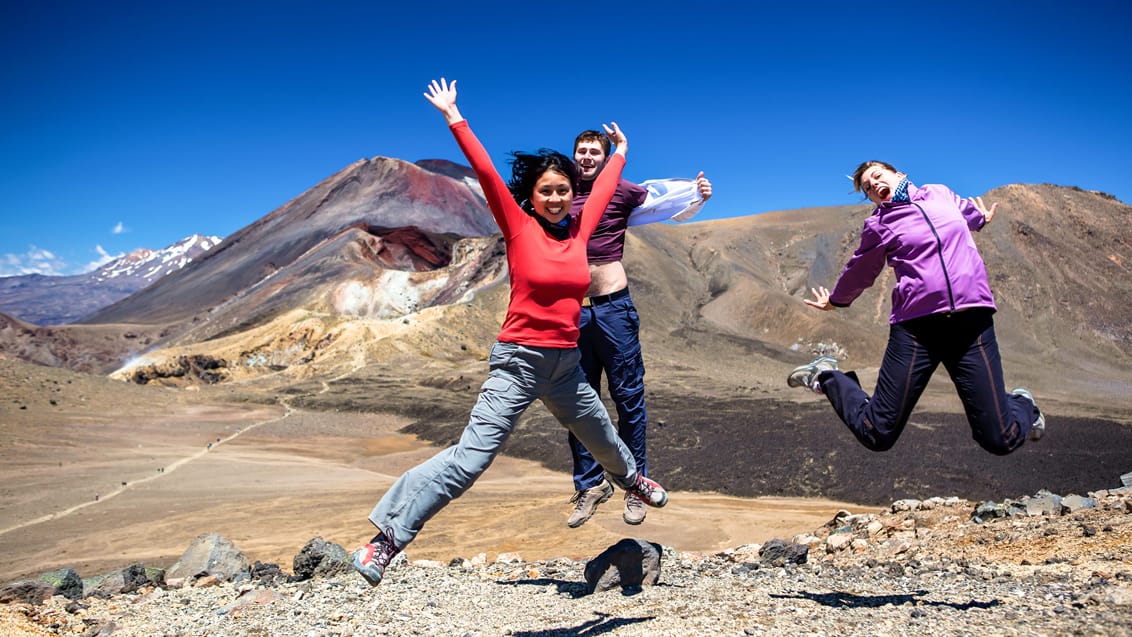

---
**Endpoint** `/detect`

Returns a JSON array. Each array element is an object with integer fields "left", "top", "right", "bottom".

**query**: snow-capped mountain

[
  {"left": 90, "top": 235, "right": 223, "bottom": 285},
  {"left": 0, "top": 234, "right": 223, "bottom": 326}
]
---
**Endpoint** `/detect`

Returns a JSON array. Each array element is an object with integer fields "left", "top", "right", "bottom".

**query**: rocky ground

[{"left": 3, "top": 484, "right": 1130, "bottom": 637}]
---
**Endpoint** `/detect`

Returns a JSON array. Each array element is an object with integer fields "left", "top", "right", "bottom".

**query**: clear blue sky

[{"left": 2, "top": 0, "right": 1130, "bottom": 276}]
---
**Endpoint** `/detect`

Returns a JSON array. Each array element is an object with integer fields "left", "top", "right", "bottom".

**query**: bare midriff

[{"left": 588, "top": 260, "right": 629, "bottom": 297}]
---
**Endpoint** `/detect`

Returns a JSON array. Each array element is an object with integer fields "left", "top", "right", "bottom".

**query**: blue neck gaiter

[{"left": 892, "top": 177, "right": 910, "bottom": 203}]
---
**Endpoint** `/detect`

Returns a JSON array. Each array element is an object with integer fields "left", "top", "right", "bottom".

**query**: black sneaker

[
  {"left": 1012, "top": 388, "right": 1046, "bottom": 441},
  {"left": 351, "top": 530, "right": 400, "bottom": 587},
  {"left": 788, "top": 356, "right": 838, "bottom": 393}
]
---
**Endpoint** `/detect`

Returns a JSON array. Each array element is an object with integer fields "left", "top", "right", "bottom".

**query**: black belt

[{"left": 582, "top": 287, "right": 630, "bottom": 307}]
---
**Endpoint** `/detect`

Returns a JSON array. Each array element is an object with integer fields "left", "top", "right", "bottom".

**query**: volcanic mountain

[{"left": 83, "top": 158, "right": 496, "bottom": 328}]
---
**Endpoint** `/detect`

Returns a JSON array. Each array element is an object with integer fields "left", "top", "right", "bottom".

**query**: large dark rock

[
  {"left": 38, "top": 567, "right": 83, "bottom": 600},
  {"left": 583, "top": 538, "right": 663, "bottom": 594},
  {"left": 87, "top": 563, "right": 152, "bottom": 598},
  {"left": 758, "top": 539, "right": 809, "bottom": 567},
  {"left": 293, "top": 536, "right": 350, "bottom": 580}
]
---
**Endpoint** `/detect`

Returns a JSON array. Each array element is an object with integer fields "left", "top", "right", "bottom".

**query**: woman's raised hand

[
  {"left": 803, "top": 286, "right": 835, "bottom": 311},
  {"left": 970, "top": 195, "right": 998, "bottom": 225},
  {"left": 424, "top": 78, "right": 463, "bottom": 124},
  {"left": 602, "top": 122, "right": 628, "bottom": 156}
]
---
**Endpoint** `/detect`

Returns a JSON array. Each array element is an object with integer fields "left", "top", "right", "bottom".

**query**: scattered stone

[{"left": 1061, "top": 494, "right": 1098, "bottom": 514}]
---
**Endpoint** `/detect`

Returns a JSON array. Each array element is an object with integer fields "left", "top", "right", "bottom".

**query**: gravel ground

[{"left": 6, "top": 487, "right": 1131, "bottom": 637}]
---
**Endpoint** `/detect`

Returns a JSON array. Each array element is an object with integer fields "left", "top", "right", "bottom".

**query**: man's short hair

[{"left": 573, "top": 129, "right": 611, "bottom": 157}]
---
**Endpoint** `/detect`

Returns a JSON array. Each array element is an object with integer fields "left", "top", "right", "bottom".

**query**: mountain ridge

[{"left": 0, "top": 234, "right": 221, "bottom": 326}]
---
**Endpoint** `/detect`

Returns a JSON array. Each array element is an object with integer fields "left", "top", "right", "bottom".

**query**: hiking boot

[
  {"left": 623, "top": 492, "right": 647, "bottom": 525},
  {"left": 624, "top": 473, "right": 668, "bottom": 508},
  {"left": 1012, "top": 387, "right": 1046, "bottom": 441},
  {"left": 788, "top": 355, "right": 839, "bottom": 393},
  {"left": 567, "top": 480, "right": 614, "bottom": 528},
  {"left": 351, "top": 531, "right": 400, "bottom": 587}
]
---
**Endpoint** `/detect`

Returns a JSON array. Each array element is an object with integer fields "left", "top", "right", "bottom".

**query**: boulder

[
  {"left": 37, "top": 567, "right": 83, "bottom": 600},
  {"left": 758, "top": 538, "right": 809, "bottom": 566},
  {"left": 584, "top": 538, "right": 663, "bottom": 594},
  {"left": 292, "top": 536, "right": 350, "bottom": 580},
  {"left": 0, "top": 580, "right": 55, "bottom": 605},
  {"left": 167, "top": 533, "right": 250, "bottom": 582},
  {"left": 87, "top": 563, "right": 152, "bottom": 598}
]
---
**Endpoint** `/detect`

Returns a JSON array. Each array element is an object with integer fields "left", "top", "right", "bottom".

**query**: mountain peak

[
  {"left": 91, "top": 234, "right": 223, "bottom": 283},
  {"left": 0, "top": 234, "right": 224, "bottom": 326}
]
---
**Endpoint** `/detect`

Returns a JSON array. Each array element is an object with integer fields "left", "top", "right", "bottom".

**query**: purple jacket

[{"left": 829, "top": 182, "right": 997, "bottom": 324}]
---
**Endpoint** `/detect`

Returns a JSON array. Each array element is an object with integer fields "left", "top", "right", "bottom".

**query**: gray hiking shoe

[
  {"left": 623, "top": 492, "right": 647, "bottom": 525},
  {"left": 567, "top": 480, "right": 614, "bottom": 528},
  {"left": 351, "top": 531, "right": 400, "bottom": 587},
  {"left": 788, "top": 355, "right": 839, "bottom": 393},
  {"left": 1012, "top": 387, "right": 1046, "bottom": 441}
]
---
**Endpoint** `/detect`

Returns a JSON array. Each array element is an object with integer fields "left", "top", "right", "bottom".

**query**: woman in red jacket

[{"left": 351, "top": 78, "right": 669, "bottom": 587}]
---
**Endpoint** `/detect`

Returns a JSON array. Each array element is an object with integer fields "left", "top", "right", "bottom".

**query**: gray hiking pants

[{"left": 368, "top": 341, "right": 638, "bottom": 548}]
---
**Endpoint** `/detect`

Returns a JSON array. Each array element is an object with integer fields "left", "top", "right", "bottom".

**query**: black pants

[{"left": 819, "top": 309, "right": 1037, "bottom": 455}]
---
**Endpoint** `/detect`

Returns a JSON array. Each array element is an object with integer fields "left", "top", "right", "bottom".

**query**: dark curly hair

[{"left": 507, "top": 149, "right": 575, "bottom": 214}]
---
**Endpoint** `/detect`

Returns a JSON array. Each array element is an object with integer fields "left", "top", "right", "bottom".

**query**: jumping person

[
  {"left": 788, "top": 160, "right": 1045, "bottom": 455},
  {"left": 566, "top": 129, "right": 712, "bottom": 527},
  {"left": 351, "top": 78, "right": 669, "bottom": 587}
]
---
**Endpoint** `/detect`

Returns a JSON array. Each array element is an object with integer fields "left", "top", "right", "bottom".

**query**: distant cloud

[
  {"left": 112, "top": 221, "right": 127, "bottom": 234},
  {"left": 0, "top": 245, "right": 69, "bottom": 277},
  {"left": 82, "top": 244, "right": 123, "bottom": 273}
]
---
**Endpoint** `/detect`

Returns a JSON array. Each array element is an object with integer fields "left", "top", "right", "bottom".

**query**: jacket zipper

[{"left": 912, "top": 203, "right": 956, "bottom": 312}]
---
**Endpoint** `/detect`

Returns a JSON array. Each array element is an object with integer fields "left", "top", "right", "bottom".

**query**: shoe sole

[
  {"left": 623, "top": 511, "right": 646, "bottom": 525},
  {"left": 787, "top": 367, "right": 812, "bottom": 388},
  {"left": 567, "top": 486, "right": 613, "bottom": 528}
]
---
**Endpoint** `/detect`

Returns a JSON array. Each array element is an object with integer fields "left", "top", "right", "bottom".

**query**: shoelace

[
  {"left": 364, "top": 531, "right": 400, "bottom": 568},
  {"left": 632, "top": 476, "right": 658, "bottom": 500},
  {"left": 367, "top": 543, "right": 397, "bottom": 569},
  {"left": 570, "top": 488, "right": 603, "bottom": 510}
]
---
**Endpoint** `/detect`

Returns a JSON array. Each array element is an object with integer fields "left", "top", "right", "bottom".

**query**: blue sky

[{"left": 2, "top": 1, "right": 1130, "bottom": 276}]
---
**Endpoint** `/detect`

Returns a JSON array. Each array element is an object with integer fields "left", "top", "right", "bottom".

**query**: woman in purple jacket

[{"left": 788, "top": 160, "right": 1044, "bottom": 454}]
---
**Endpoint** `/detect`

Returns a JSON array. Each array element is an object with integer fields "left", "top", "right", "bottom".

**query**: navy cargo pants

[{"left": 569, "top": 287, "right": 649, "bottom": 491}]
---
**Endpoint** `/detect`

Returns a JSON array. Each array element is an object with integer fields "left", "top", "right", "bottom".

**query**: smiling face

[
  {"left": 856, "top": 162, "right": 907, "bottom": 205},
  {"left": 530, "top": 169, "right": 573, "bottom": 223},
  {"left": 573, "top": 139, "right": 607, "bottom": 182}
]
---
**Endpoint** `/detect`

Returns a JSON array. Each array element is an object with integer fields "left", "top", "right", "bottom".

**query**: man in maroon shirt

[{"left": 566, "top": 130, "right": 712, "bottom": 527}]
